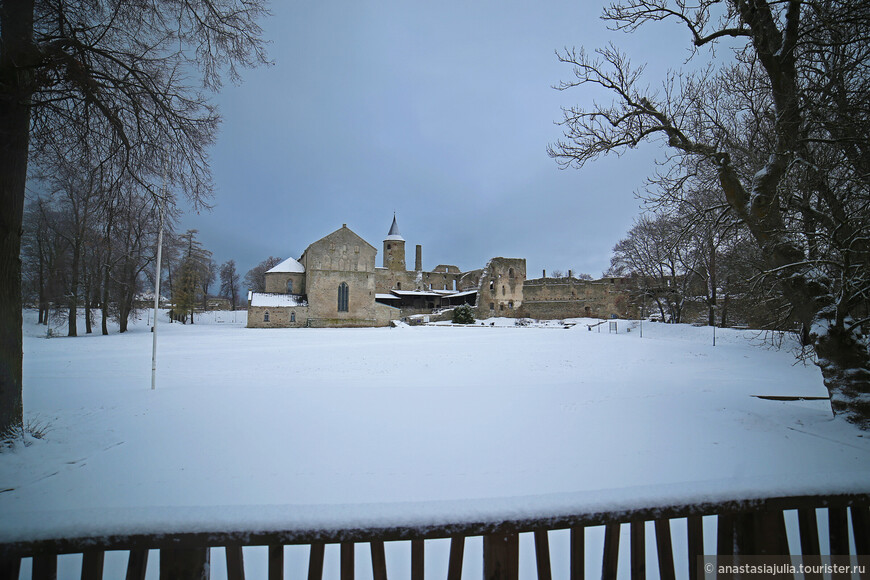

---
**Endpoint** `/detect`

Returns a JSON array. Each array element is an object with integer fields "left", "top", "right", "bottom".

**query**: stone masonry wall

[
  {"left": 264, "top": 271, "right": 305, "bottom": 294},
  {"left": 519, "top": 276, "right": 638, "bottom": 319},
  {"left": 477, "top": 258, "right": 526, "bottom": 317},
  {"left": 247, "top": 305, "right": 309, "bottom": 328}
]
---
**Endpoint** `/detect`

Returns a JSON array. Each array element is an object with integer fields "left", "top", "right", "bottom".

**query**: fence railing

[{"left": 1, "top": 493, "right": 867, "bottom": 580}]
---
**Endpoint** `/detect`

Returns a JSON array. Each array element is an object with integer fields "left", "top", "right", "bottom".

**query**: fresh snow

[
  {"left": 2, "top": 311, "right": 869, "bottom": 578},
  {"left": 249, "top": 292, "right": 308, "bottom": 307},
  {"left": 265, "top": 257, "right": 305, "bottom": 273}
]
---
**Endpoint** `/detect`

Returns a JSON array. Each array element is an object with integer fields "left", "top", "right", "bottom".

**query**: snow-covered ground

[{"left": 2, "top": 310, "right": 869, "bottom": 579}]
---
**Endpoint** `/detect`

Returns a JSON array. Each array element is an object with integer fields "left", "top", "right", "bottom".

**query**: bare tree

[
  {"left": 550, "top": 0, "right": 870, "bottom": 427},
  {"left": 244, "top": 256, "right": 283, "bottom": 294},
  {"left": 22, "top": 199, "right": 66, "bottom": 325},
  {"left": 609, "top": 213, "right": 700, "bottom": 323},
  {"left": 219, "top": 260, "right": 241, "bottom": 310},
  {"left": 200, "top": 258, "right": 217, "bottom": 311},
  {"left": 0, "top": 0, "right": 268, "bottom": 435}
]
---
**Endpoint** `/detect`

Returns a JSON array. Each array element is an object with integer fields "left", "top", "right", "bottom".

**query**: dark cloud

[{"left": 181, "top": 0, "right": 689, "bottom": 282}]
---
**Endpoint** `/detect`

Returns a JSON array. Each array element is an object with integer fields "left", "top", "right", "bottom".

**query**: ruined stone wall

[
  {"left": 375, "top": 268, "right": 461, "bottom": 292},
  {"left": 420, "top": 270, "right": 461, "bottom": 291},
  {"left": 477, "top": 258, "right": 526, "bottom": 317},
  {"left": 375, "top": 269, "right": 420, "bottom": 293},
  {"left": 519, "top": 277, "right": 638, "bottom": 320},
  {"left": 459, "top": 269, "right": 483, "bottom": 292}
]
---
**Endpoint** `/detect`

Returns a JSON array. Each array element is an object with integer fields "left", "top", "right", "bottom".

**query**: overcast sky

[{"left": 179, "top": 0, "right": 692, "bottom": 281}]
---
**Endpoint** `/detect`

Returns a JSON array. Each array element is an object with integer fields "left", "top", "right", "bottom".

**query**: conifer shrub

[{"left": 452, "top": 304, "right": 475, "bottom": 325}]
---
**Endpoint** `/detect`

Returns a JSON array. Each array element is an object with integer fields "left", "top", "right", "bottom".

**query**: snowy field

[{"left": 2, "top": 309, "right": 869, "bottom": 579}]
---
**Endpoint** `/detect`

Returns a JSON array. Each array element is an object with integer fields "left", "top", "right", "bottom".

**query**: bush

[{"left": 452, "top": 304, "right": 475, "bottom": 325}]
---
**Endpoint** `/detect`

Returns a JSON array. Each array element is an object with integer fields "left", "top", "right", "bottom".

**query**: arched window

[
  {"left": 397, "top": 282, "right": 401, "bottom": 290},
  {"left": 502, "top": 286, "right": 506, "bottom": 296},
  {"left": 287, "top": 280, "right": 293, "bottom": 293},
  {"left": 290, "top": 312, "right": 296, "bottom": 322},
  {"left": 263, "top": 311, "right": 270, "bottom": 322},
  {"left": 338, "top": 282, "right": 349, "bottom": 312}
]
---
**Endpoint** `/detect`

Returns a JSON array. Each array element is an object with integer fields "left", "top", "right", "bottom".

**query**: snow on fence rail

[{"left": 1, "top": 492, "right": 867, "bottom": 580}]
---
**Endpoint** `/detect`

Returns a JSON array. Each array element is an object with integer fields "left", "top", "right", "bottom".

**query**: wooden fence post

[
  {"left": 159, "top": 547, "right": 209, "bottom": 580},
  {"left": 484, "top": 533, "right": 518, "bottom": 580}
]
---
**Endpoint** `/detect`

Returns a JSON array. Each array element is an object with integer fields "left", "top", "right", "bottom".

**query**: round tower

[{"left": 383, "top": 214, "right": 406, "bottom": 271}]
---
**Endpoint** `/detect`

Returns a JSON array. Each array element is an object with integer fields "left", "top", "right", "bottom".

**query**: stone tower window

[
  {"left": 290, "top": 312, "right": 296, "bottom": 322},
  {"left": 502, "top": 286, "right": 506, "bottom": 296},
  {"left": 397, "top": 282, "right": 401, "bottom": 290},
  {"left": 338, "top": 282, "right": 349, "bottom": 312},
  {"left": 387, "top": 244, "right": 392, "bottom": 250},
  {"left": 509, "top": 268, "right": 515, "bottom": 278},
  {"left": 508, "top": 301, "right": 514, "bottom": 309},
  {"left": 489, "top": 303, "right": 495, "bottom": 311},
  {"left": 263, "top": 311, "right": 270, "bottom": 322},
  {"left": 287, "top": 280, "right": 293, "bottom": 293}
]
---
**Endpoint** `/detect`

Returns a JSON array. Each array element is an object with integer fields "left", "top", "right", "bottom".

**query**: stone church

[{"left": 246, "top": 216, "right": 634, "bottom": 328}]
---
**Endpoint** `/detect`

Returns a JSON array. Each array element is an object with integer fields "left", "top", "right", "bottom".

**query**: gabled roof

[
  {"left": 385, "top": 214, "right": 404, "bottom": 241},
  {"left": 266, "top": 257, "right": 305, "bottom": 274},
  {"left": 300, "top": 225, "right": 377, "bottom": 265}
]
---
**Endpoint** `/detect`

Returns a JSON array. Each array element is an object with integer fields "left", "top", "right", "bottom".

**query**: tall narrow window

[
  {"left": 338, "top": 282, "right": 349, "bottom": 312},
  {"left": 509, "top": 268, "right": 515, "bottom": 279},
  {"left": 263, "top": 311, "right": 270, "bottom": 322},
  {"left": 287, "top": 280, "right": 293, "bottom": 293},
  {"left": 290, "top": 312, "right": 296, "bottom": 322}
]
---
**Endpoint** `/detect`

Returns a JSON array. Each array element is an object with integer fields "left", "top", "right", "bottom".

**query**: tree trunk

[
  {"left": 0, "top": 0, "right": 35, "bottom": 435},
  {"left": 83, "top": 269, "right": 93, "bottom": 334},
  {"left": 37, "top": 238, "right": 45, "bottom": 325},
  {"left": 707, "top": 239, "right": 716, "bottom": 327},
  {"left": 101, "top": 209, "right": 114, "bottom": 335},
  {"left": 814, "top": 325, "right": 870, "bottom": 429},
  {"left": 67, "top": 239, "right": 80, "bottom": 337}
]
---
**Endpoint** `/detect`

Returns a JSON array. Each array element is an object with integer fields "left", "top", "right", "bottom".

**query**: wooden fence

[{"left": 1, "top": 493, "right": 867, "bottom": 580}]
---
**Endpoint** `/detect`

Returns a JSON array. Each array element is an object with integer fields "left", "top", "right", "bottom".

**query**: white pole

[{"left": 151, "top": 195, "right": 165, "bottom": 390}]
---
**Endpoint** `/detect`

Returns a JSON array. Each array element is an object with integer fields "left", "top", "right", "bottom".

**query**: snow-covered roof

[
  {"left": 266, "top": 257, "right": 305, "bottom": 274},
  {"left": 375, "top": 293, "right": 401, "bottom": 300},
  {"left": 250, "top": 293, "right": 308, "bottom": 307},
  {"left": 448, "top": 289, "right": 478, "bottom": 298},
  {"left": 385, "top": 215, "right": 404, "bottom": 241},
  {"left": 392, "top": 290, "right": 441, "bottom": 297}
]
